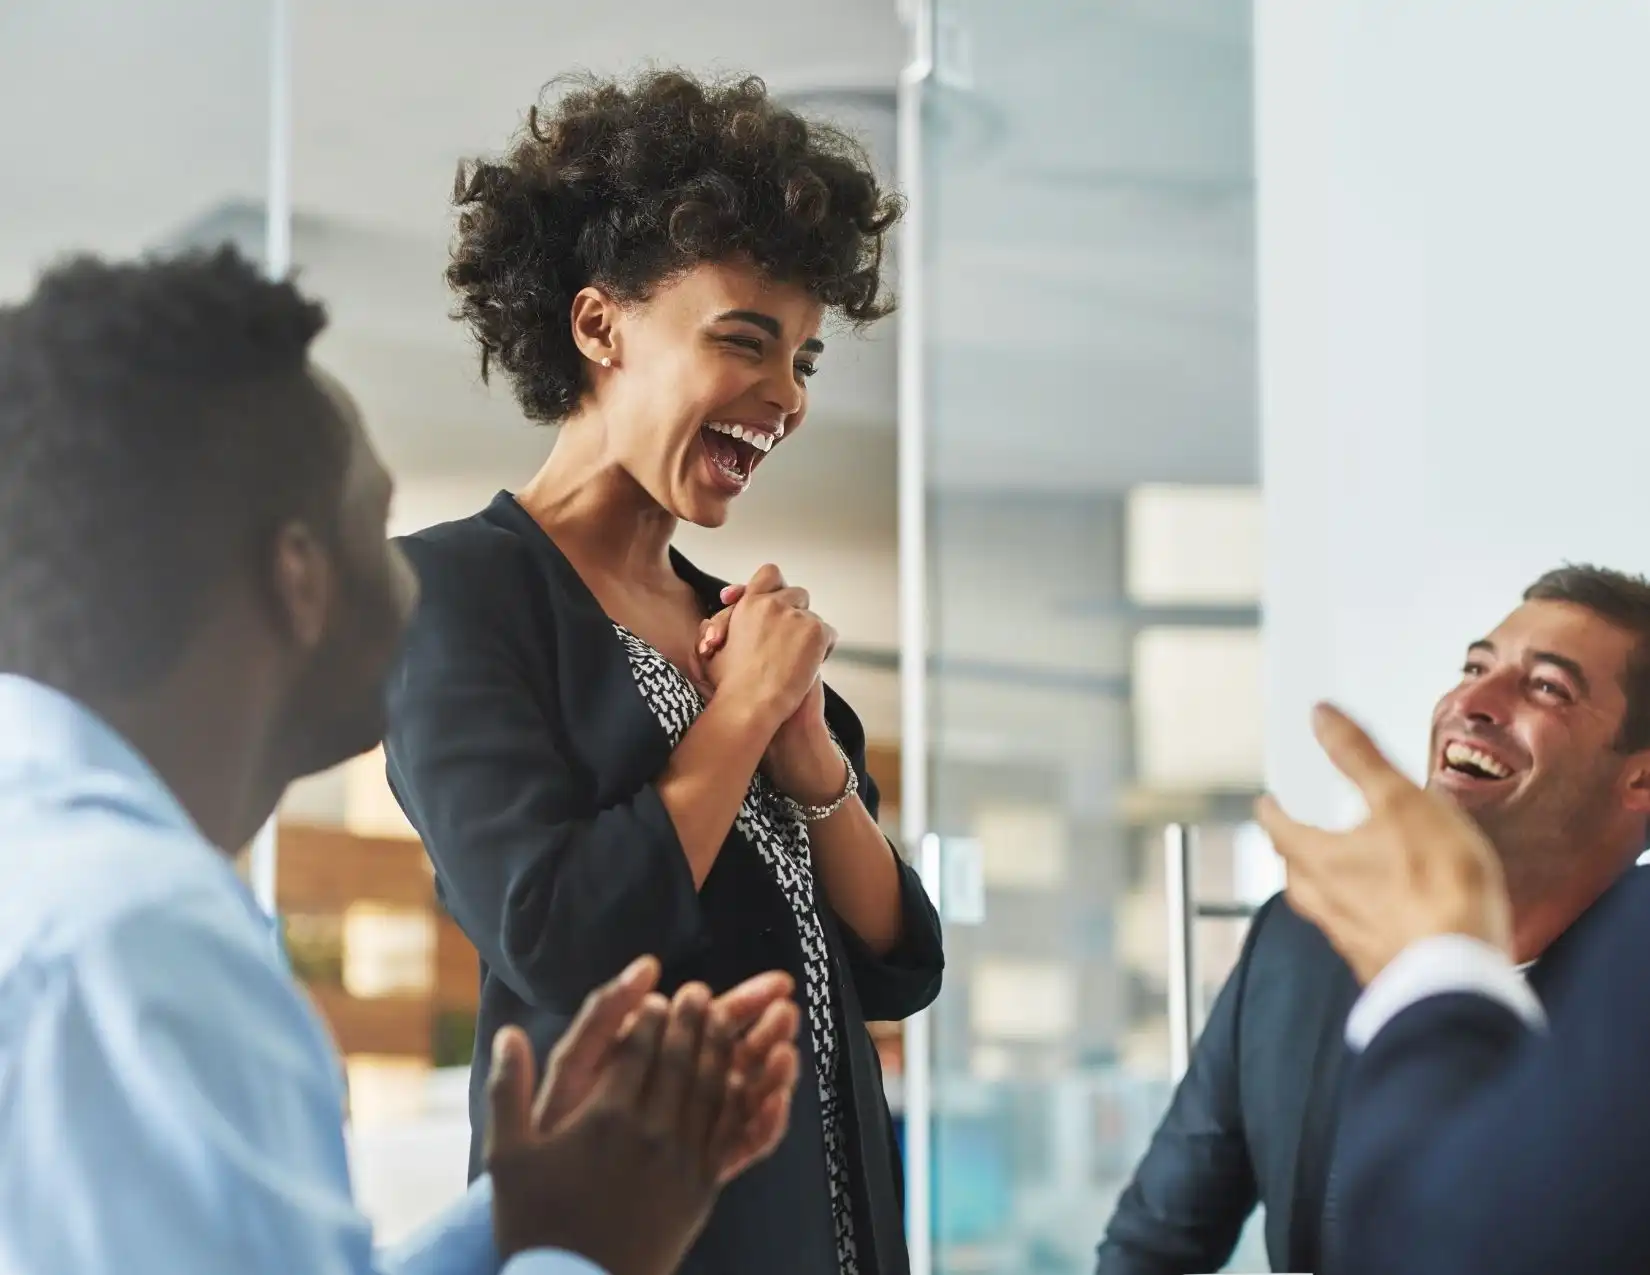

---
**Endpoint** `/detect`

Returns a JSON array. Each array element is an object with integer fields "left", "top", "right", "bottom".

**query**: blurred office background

[
  {"left": 12, "top": 1, "right": 1644, "bottom": 1272},
  {"left": 0, "top": 1, "right": 1271, "bottom": 1270}
]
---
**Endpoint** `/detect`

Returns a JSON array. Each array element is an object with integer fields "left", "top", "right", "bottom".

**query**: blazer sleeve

[
  {"left": 1093, "top": 899, "right": 1272, "bottom": 1275},
  {"left": 821, "top": 684, "right": 945, "bottom": 1023},
  {"left": 383, "top": 541, "right": 704, "bottom": 1012},
  {"left": 1329, "top": 903, "right": 1650, "bottom": 1275}
]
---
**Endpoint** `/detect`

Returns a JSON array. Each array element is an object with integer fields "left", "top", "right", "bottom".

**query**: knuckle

[
  {"left": 484, "top": 1143, "right": 520, "bottom": 1175},
  {"left": 615, "top": 1016, "right": 661, "bottom": 1060},
  {"left": 698, "top": 1054, "right": 729, "bottom": 1091},
  {"left": 635, "top": 1117, "right": 677, "bottom": 1159},
  {"left": 583, "top": 1102, "right": 629, "bottom": 1141},
  {"left": 484, "top": 1063, "right": 514, "bottom": 1100},
  {"left": 701, "top": 1005, "right": 736, "bottom": 1049}
]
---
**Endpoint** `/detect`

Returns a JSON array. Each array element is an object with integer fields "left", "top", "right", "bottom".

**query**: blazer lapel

[
  {"left": 481, "top": 492, "right": 674, "bottom": 799},
  {"left": 481, "top": 493, "right": 738, "bottom": 805},
  {"left": 1284, "top": 961, "right": 1360, "bottom": 1270}
]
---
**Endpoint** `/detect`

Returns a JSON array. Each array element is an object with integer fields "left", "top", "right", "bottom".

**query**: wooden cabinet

[
  {"left": 276, "top": 823, "right": 477, "bottom": 1067},
  {"left": 278, "top": 739, "right": 904, "bottom": 1076}
]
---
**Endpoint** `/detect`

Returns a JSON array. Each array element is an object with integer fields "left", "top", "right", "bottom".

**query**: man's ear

[{"left": 268, "top": 521, "right": 335, "bottom": 653}]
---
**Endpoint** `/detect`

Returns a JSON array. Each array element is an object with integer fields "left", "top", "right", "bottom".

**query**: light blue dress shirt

[{"left": 0, "top": 675, "right": 604, "bottom": 1275}]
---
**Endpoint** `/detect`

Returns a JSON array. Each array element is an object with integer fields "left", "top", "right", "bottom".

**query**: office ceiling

[{"left": 0, "top": 0, "right": 1254, "bottom": 522}]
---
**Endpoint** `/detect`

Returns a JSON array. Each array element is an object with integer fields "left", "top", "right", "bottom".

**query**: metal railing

[
  {"left": 249, "top": 0, "right": 293, "bottom": 921},
  {"left": 896, "top": 2, "right": 936, "bottom": 1271},
  {"left": 1164, "top": 822, "right": 1260, "bottom": 1079}
]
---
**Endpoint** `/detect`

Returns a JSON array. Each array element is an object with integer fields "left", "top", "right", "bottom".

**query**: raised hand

[{"left": 1255, "top": 703, "right": 1512, "bottom": 984}]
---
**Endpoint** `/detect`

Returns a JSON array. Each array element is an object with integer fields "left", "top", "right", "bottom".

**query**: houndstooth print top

[{"left": 614, "top": 625, "right": 861, "bottom": 1275}]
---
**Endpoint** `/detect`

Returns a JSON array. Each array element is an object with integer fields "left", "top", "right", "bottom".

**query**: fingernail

[
  {"left": 623, "top": 955, "right": 653, "bottom": 983},
  {"left": 492, "top": 1031, "right": 511, "bottom": 1066}
]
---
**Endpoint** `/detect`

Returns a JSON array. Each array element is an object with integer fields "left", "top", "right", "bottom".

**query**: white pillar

[
  {"left": 897, "top": 1, "right": 935, "bottom": 1268},
  {"left": 250, "top": 0, "right": 292, "bottom": 918},
  {"left": 1257, "top": 0, "right": 1650, "bottom": 822}
]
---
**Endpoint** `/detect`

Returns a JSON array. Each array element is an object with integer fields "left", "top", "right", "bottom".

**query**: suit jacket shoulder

[
  {"left": 1096, "top": 894, "right": 1356, "bottom": 1275},
  {"left": 396, "top": 501, "right": 548, "bottom": 634}
]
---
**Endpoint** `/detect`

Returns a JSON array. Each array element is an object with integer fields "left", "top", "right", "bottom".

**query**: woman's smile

[{"left": 700, "top": 419, "right": 784, "bottom": 494}]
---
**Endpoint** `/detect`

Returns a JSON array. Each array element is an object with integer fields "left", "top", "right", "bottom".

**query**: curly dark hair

[
  {"left": 0, "top": 247, "right": 343, "bottom": 700},
  {"left": 447, "top": 69, "right": 903, "bottom": 423}
]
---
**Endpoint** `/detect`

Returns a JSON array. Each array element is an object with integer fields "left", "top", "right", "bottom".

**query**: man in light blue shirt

[{"left": 0, "top": 250, "right": 800, "bottom": 1275}]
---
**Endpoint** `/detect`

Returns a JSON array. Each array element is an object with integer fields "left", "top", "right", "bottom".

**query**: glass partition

[
  {"left": 903, "top": 2, "right": 1269, "bottom": 1270},
  {"left": 0, "top": 0, "right": 283, "bottom": 902},
  {"left": 0, "top": 0, "right": 278, "bottom": 300}
]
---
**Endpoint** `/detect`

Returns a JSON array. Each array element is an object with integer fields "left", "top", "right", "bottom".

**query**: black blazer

[
  {"left": 1096, "top": 871, "right": 1636, "bottom": 1275},
  {"left": 383, "top": 493, "right": 944, "bottom": 1275},
  {"left": 1329, "top": 866, "right": 1650, "bottom": 1275}
]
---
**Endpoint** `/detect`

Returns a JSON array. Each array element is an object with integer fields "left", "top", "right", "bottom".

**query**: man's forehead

[
  {"left": 1480, "top": 600, "right": 1635, "bottom": 668},
  {"left": 1492, "top": 599, "right": 1606, "bottom": 637}
]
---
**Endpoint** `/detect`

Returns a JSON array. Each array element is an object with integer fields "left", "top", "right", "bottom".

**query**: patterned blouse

[{"left": 614, "top": 625, "right": 861, "bottom": 1274}]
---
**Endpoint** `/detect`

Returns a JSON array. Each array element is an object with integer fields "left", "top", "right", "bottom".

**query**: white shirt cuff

[
  {"left": 503, "top": 1252, "right": 609, "bottom": 1275},
  {"left": 1345, "top": 933, "right": 1547, "bottom": 1052}
]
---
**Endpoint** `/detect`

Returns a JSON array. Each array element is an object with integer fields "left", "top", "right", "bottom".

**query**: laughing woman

[{"left": 382, "top": 71, "right": 944, "bottom": 1275}]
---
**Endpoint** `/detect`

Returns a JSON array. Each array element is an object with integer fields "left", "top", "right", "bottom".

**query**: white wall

[{"left": 1257, "top": 0, "right": 1650, "bottom": 825}]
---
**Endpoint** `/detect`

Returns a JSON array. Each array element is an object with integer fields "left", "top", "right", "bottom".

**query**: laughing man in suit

[
  {"left": 1259, "top": 563, "right": 1650, "bottom": 1275},
  {"left": 1098, "top": 564, "right": 1650, "bottom": 1274}
]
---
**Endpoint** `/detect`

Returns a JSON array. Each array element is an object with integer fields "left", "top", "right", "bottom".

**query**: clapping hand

[{"left": 485, "top": 957, "right": 801, "bottom": 1275}]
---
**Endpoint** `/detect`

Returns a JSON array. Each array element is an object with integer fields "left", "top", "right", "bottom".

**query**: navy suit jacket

[
  {"left": 1098, "top": 869, "right": 1641, "bottom": 1275},
  {"left": 1330, "top": 866, "right": 1650, "bottom": 1275},
  {"left": 1096, "top": 896, "right": 1359, "bottom": 1274}
]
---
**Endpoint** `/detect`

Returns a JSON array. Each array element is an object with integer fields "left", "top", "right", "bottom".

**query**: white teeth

[
  {"left": 1444, "top": 742, "right": 1511, "bottom": 779},
  {"left": 705, "top": 421, "right": 776, "bottom": 453}
]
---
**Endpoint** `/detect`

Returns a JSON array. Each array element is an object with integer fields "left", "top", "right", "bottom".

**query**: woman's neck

[{"left": 517, "top": 423, "right": 678, "bottom": 584}]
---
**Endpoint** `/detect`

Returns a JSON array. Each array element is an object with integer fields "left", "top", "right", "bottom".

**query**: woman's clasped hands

[{"left": 695, "top": 564, "right": 850, "bottom": 806}]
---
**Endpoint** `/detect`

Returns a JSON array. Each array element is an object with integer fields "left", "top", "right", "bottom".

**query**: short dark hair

[
  {"left": 1525, "top": 564, "right": 1650, "bottom": 750},
  {"left": 0, "top": 247, "right": 340, "bottom": 700},
  {"left": 446, "top": 69, "right": 903, "bottom": 423}
]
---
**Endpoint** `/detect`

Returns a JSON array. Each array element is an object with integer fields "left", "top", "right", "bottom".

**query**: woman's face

[{"left": 585, "top": 259, "right": 826, "bottom": 528}]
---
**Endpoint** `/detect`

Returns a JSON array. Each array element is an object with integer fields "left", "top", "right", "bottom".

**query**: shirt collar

[
  {"left": 0, "top": 674, "right": 279, "bottom": 939},
  {"left": 0, "top": 676, "right": 280, "bottom": 956},
  {"left": 0, "top": 673, "right": 202, "bottom": 843}
]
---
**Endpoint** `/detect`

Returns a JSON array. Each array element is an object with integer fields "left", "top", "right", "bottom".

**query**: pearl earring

[{"left": 600, "top": 357, "right": 613, "bottom": 368}]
